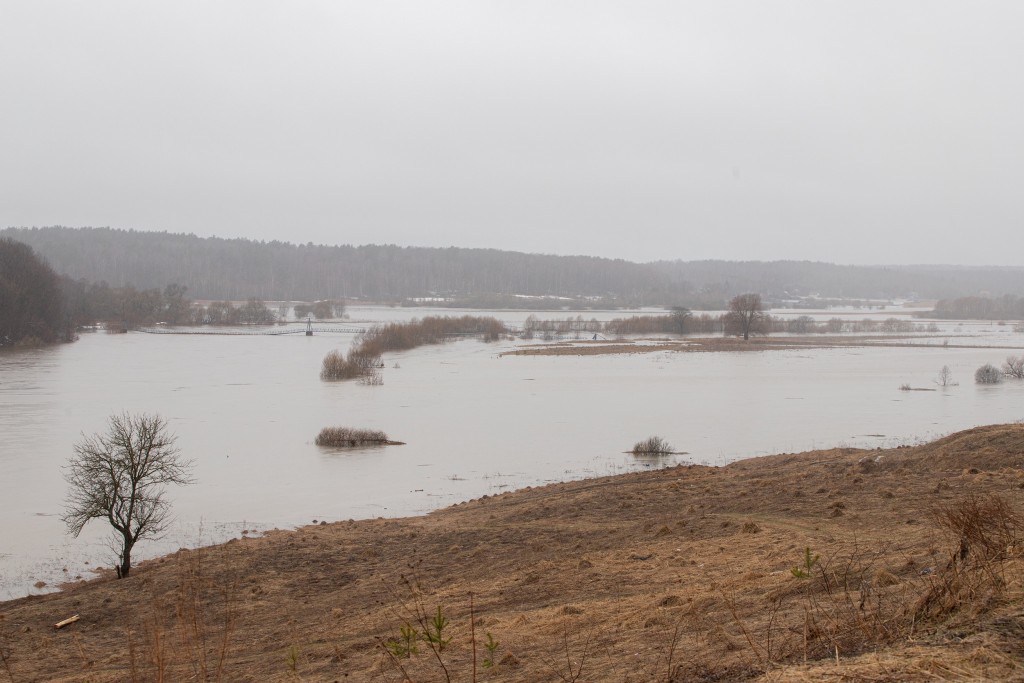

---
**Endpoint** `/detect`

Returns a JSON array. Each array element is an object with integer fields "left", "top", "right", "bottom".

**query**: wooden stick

[{"left": 54, "top": 615, "right": 80, "bottom": 630}]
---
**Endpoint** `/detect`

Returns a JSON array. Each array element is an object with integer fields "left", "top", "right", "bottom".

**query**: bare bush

[
  {"left": 914, "top": 494, "right": 1022, "bottom": 622},
  {"left": 974, "top": 363, "right": 1003, "bottom": 384},
  {"left": 631, "top": 436, "right": 673, "bottom": 456},
  {"left": 320, "top": 349, "right": 364, "bottom": 381},
  {"left": 1003, "top": 355, "right": 1024, "bottom": 379},
  {"left": 935, "top": 365, "right": 957, "bottom": 387},
  {"left": 315, "top": 427, "right": 390, "bottom": 448},
  {"left": 359, "top": 369, "right": 384, "bottom": 386}
]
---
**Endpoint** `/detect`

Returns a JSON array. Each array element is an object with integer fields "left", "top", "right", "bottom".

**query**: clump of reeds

[
  {"left": 631, "top": 436, "right": 673, "bottom": 456},
  {"left": 315, "top": 427, "right": 390, "bottom": 448}
]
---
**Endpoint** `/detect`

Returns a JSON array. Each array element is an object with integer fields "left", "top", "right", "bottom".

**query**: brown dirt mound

[{"left": 899, "top": 423, "right": 1024, "bottom": 473}]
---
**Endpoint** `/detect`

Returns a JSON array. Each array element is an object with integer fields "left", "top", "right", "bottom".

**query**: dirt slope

[{"left": 2, "top": 424, "right": 1023, "bottom": 682}]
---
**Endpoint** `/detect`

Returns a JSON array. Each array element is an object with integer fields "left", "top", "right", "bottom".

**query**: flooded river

[{"left": 1, "top": 306, "right": 1022, "bottom": 599}]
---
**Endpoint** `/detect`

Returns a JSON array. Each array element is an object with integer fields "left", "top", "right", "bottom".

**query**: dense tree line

[
  {"left": 651, "top": 260, "right": 1024, "bottom": 303},
  {"left": 60, "top": 277, "right": 280, "bottom": 329},
  {"left": 930, "top": 295, "right": 1024, "bottom": 320},
  {"left": 526, "top": 311, "right": 935, "bottom": 339},
  {"left": 0, "top": 238, "right": 69, "bottom": 346},
  {"left": 4, "top": 227, "right": 678, "bottom": 306},
  {"left": 6, "top": 227, "right": 1024, "bottom": 307}
]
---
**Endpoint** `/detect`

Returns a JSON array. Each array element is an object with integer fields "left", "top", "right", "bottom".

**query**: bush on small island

[
  {"left": 631, "top": 436, "right": 673, "bottom": 456},
  {"left": 315, "top": 427, "right": 392, "bottom": 448}
]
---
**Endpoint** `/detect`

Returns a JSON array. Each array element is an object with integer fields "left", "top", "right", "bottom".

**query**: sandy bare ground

[
  {"left": 2, "top": 425, "right": 1023, "bottom": 682},
  {"left": 501, "top": 335, "right": 1024, "bottom": 357}
]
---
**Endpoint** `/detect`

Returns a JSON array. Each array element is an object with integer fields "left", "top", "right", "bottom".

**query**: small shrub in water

[
  {"left": 974, "top": 363, "right": 1003, "bottom": 384},
  {"left": 320, "top": 350, "right": 363, "bottom": 381},
  {"left": 632, "top": 436, "right": 672, "bottom": 456},
  {"left": 315, "top": 427, "right": 389, "bottom": 447}
]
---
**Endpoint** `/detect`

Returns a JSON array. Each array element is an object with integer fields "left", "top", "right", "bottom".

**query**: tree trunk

[{"left": 120, "top": 539, "right": 133, "bottom": 578}]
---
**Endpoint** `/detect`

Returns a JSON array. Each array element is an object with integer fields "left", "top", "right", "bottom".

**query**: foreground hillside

[{"left": 2, "top": 425, "right": 1024, "bottom": 681}]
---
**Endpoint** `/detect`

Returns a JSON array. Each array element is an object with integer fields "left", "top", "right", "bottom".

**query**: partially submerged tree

[
  {"left": 936, "top": 365, "right": 957, "bottom": 387},
  {"left": 724, "top": 293, "right": 768, "bottom": 341},
  {"left": 668, "top": 306, "right": 692, "bottom": 334},
  {"left": 63, "top": 413, "right": 193, "bottom": 578}
]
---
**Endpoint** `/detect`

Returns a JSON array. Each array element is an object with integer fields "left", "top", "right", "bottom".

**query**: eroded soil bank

[{"left": 2, "top": 425, "right": 1023, "bottom": 681}]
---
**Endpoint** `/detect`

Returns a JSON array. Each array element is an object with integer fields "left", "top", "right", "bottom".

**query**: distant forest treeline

[
  {"left": 4, "top": 227, "right": 1024, "bottom": 307},
  {"left": 930, "top": 295, "right": 1024, "bottom": 320}
]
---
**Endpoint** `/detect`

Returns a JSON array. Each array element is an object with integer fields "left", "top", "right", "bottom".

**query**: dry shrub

[
  {"left": 319, "top": 350, "right": 363, "bottom": 381},
  {"left": 128, "top": 547, "right": 239, "bottom": 682},
  {"left": 359, "top": 369, "right": 384, "bottom": 386},
  {"left": 632, "top": 436, "right": 672, "bottom": 456},
  {"left": 914, "top": 494, "right": 1022, "bottom": 622},
  {"left": 315, "top": 427, "right": 389, "bottom": 448},
  {"left": 764, "top": 544, "right": 914, "bottom": 665}
]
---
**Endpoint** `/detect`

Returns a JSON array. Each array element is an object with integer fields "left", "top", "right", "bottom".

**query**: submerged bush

[
  {"left": 631, "top": 436, "right": 673, "bottom": 456},
  {"left": 315, "top": 427, "right": 390, "bottom": 447},
  {"left": 320, "top": 350, "right": 361, "bottom": 381},
  {"left": 974, "top": 364, "right": 1003, "bottom": 384}
]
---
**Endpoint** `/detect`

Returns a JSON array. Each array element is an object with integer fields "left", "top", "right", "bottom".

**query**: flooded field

[{"left": 1, "top": 306, "right": 1022, "bottom": 599}]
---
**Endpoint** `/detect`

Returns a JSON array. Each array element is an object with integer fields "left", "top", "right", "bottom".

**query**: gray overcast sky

[{"left": 2, "top": 1, "right": 1022, "bottom": 265}]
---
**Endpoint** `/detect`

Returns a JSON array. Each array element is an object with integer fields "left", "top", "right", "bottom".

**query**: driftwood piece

[{"left": 54, "top": 615, "right": 80, "bottom": 630}]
